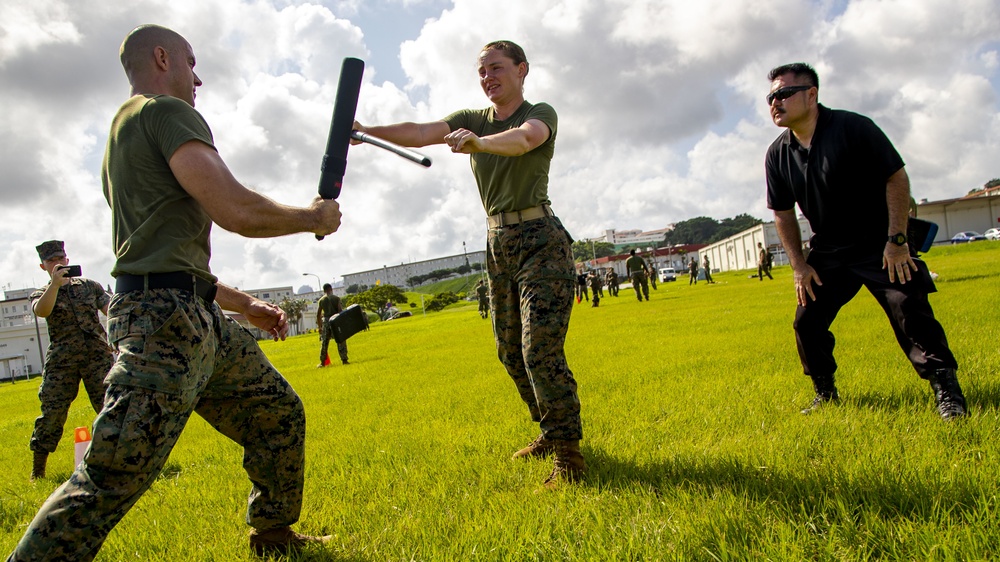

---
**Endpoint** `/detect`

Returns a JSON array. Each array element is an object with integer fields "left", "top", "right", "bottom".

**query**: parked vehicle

[
  {"left": 950, "top": 231, "right": 987, "bottom": 244},
  {"left": 984, "top": 228, "right": 1000, "bottom": 241},
  {"left": 659, "top": 268, "right": 677, "bottom": 282}
]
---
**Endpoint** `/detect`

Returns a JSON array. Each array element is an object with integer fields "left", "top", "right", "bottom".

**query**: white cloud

[{"left": 1, "top": 0, "right": 998, "bottom": 295}]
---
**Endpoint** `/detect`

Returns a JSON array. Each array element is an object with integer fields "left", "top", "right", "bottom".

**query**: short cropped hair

[
  {"left": 120, "top": 24, "right": 186, "bottom": 78},
  {"left": 322, "top": 283, "right": 332, "bottom": 291},
  {"left": 481, "top": 40, "right": 529, "bottom": 77},
  {"left": 767, "top": 62, "right": 819, "bottom": 89}
]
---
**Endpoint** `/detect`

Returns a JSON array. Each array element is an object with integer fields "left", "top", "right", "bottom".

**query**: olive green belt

[{"left": 486, "top": 204, "right": 553, "bottom": 229}]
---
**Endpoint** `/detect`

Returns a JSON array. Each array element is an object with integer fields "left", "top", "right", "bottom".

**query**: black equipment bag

[
  {"left": 908, "top": 217, "right": 939, "bottom": 253},
  {"left": 328, "top": 304, "right": 369, "bottom": 343}
]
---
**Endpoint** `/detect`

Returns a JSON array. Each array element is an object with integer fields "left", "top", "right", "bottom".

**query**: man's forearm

[
  {"left": 885, "top": 167, "right": 911, "bottom": 236},
  {"left": 774, "top": 210, "right": 807, "bottom": 269},
  {"left": 214, "top": 283, "right": 255, "bottom": 314},
  {"left": 222, "top": 194, "right": 321, "bottom": 238},
  {"left": 32, "top": 285, "right": 59, "bottom": 317}
]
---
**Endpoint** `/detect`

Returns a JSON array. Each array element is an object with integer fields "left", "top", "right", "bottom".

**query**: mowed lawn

[{"left": 1, "top": 243, "right": 998, "bottom": 561}]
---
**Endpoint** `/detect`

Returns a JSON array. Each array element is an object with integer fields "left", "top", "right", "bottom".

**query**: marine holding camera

[{"left": 27, "top": 240, "right": 114, "bottom": 480}]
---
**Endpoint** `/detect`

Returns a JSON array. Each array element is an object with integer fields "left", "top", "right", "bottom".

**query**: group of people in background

[{"left": 9, "top": 23, "right": 970, "bottom": 562}]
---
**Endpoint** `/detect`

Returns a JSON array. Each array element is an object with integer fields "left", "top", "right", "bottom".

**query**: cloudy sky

[{"left": 1, "top": 0, "right": 998, "bottom": 295}]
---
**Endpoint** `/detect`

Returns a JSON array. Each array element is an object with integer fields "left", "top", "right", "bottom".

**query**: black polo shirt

[{"left": 765, "top": 104, "right": 904, "bottom": 259}]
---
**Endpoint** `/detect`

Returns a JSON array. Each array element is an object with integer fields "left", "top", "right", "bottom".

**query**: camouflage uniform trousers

[
  {"left": 487, "top": 216, "right": 582, "bottom": 442},
  {"left": 630, "top": 272, "right": 649, "bottom": 301},
  {"left": 478, "top": 298, "right": 489, "bottom": 319},
  {"left": 30, "top": 343, "right": 112, "bottom": 453},
  {"left": 320, "top": 319, "right": 349, "bottom": 364},
  {"left": 589, "top": 281, "right": 601, "bottom": 307},
  {"left": 7, "top": 289, "right": 306, "bottom": 562}
]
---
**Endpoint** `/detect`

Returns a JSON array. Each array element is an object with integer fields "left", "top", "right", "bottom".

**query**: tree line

[{"left": 570, "top": 213, "right": 764, "bottom": 262}]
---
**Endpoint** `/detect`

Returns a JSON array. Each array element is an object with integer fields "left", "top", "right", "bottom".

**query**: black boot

[
  {"left": 929, "top": 368, "right": 967, "bottom": 419},
  {"left": 801, "top": 375, "right": 839, "bottom": 415}
]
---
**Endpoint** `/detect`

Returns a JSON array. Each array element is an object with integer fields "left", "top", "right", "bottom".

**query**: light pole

[
  {"left": 463, "top": 241, "right": 469, "bottom": 267},
  {"left": 302, "top": 273, "right": 322, "bottom": 292}
]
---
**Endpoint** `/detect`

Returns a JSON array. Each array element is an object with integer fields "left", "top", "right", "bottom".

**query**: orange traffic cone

[{"left": 74, "top": 426, "right": 91, "bottom": 468}]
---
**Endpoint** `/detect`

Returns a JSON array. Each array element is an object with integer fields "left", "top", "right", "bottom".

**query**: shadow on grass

[
  {"left": 847, "top": 386, "right": 930, "bottom": 412},
  {"left": 847, "top": 378, "right": 1000, "bottom": 414},
  {"left": 964, "top": 378, "right": 1000, "bottom": 412},
  {"left": 280, "top": 549, "right": 375, "bottom": 562},
  {"left": 581, "top": 446, "right": 987, "bottom": 523}
]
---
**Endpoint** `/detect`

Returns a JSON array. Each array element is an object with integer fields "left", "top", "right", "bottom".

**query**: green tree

[
  {"left": 710, "top": 214, "right": 764, "bottom": 243},
  {"left": 571, "top": 240, "right": 617, "bottom": 262},
  {"left": 345, "top": 284, "right": 360, "bottom": 294},
  {"left": 669, "top": 216, "right": 720, "bottom": 244},
  {"left": 344, "top": 285, "right": 408, "bottom": 317},
  {"left": 278, "top": 297, "right": 310, "bottom": 335},
  {"left": 425, "top": 291, "right": 460, "bottom": 312}
]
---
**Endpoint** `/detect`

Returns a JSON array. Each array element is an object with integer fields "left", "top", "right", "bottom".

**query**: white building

[
  {"left": 595, "top": 227, "right": 673, "bottom": 249},
  {"left": 699, "top": 218, "right": 814, "bottom": 273},
  {"left": 915, "top": 195, "right": 1000, "bottom": 242},
  {"left": 343, "top": 250, "right": 487, "bottom": 290},
  {"left": 0, "top": 289, "right": 49, "bottom": 381}
]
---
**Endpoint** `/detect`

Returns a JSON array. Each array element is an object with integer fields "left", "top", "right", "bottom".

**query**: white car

[
  {"left": 659, "top": 268, "right": 677, "bottom": 282},
  {"left": 985, "top": 228, "right": 1000, "bottom": 241}
]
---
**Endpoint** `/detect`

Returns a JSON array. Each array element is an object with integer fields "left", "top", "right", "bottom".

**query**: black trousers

[{"left": 793, "top": 255, "right": 957, "bottom": 381}]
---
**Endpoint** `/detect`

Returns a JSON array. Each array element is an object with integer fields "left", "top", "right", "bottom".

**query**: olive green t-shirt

[
  {"left": 626, "top": 255, "right": 647, "bottom": 275},
  {"left": 102, "top": 94, "right": 217, "bottom": 282},
  {"left": 443, "top": 101, "right": 557, "bottom": 215},
  {"left": 317, "top": 294, "right": 342, "bottom": 320},
  {"left": 30, "top": 278, "right": 111, "bottom": 352}
]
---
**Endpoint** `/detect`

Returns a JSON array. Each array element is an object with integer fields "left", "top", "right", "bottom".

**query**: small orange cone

[{"left": 74, "top": 426, "right": 91, "bottom": 468}]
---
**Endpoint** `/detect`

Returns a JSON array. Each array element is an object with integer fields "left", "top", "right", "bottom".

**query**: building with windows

[
  {"left": 698, "top": 217, "right": 814, "bottom": 274},
  {"left": 342, "top": 250, "right": 487, "bottom": 290},
  {"left": 0, "top": 289, "right": 49, "bottom": 381},
  {"left": 915, "top": 195, "right": 1000, "bottom": 242},
  {"left": 592, "top": 227, "right": 674, "bottom": 249}
]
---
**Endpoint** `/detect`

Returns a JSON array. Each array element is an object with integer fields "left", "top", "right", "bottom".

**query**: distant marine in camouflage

[{"left": 28, "top": 240, "right": 113, "bottom": 481}]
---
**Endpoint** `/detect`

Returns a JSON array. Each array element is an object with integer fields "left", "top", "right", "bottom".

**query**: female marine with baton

[{"left": 353, "top": 40, "right": 584, "bottom": 489}]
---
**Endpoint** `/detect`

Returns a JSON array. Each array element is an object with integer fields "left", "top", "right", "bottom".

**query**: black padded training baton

[
  {"left": 315, "top": 57, "right": 433, "bottom": 240},
  {"left": 316, "top": 57, "right": 364, "bottom": 240}
]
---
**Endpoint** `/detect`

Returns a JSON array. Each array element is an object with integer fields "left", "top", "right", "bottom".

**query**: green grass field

[{"left": 1, "top": 243, "right": 998, "bottom": 561}]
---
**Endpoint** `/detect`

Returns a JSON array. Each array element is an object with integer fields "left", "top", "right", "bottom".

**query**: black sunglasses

[{"left": 766, "top": 85, "right": 812, "bottom": 105}]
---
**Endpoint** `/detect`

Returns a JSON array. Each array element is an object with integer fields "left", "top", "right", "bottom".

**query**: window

[{"left": 262, "top": 293, "right": 270, "bottom": 299}]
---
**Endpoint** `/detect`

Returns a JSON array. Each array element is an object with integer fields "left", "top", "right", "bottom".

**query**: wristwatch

[{"left": 887, "top": 232, "right": 907, "bottom": 246}]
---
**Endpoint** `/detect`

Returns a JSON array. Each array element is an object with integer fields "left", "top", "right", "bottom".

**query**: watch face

[{"left": 890, "top": 233, "right": 907, "bottom": 245}]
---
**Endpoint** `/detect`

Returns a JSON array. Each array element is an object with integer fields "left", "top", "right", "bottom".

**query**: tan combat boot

[
  {"left": 249, "top": 526, "right": 332, "bottom": 557},
  {"left": 512, "top": 434, "right": 556, "bottom": 460},
  {"left": 30, "top": 451, "right": 48, "bottom": 481},
  {"left": 542, "top": 440, "right": 587, "bottom": 490}
]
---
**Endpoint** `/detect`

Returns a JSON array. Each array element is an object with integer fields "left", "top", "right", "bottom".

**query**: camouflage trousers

[
  {"left": 30, "top": 345, "right": 112, "bottom": 453},
  {"left": 320, "top": 320, "right": 349, "bottom": 364},
  {"left": 631, "top": 272, "right": 649, "bottom": 301},
  {"left": 487, "top": 216, "right": 582, "bottom": 441},
  {"left": 7, "top": 289, "right": 305, "bottom": 562}
]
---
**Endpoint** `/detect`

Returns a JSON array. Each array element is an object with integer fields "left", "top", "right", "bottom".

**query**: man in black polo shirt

[{"left": 764, "top": 62, "right": 965, "bottom": 420}]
